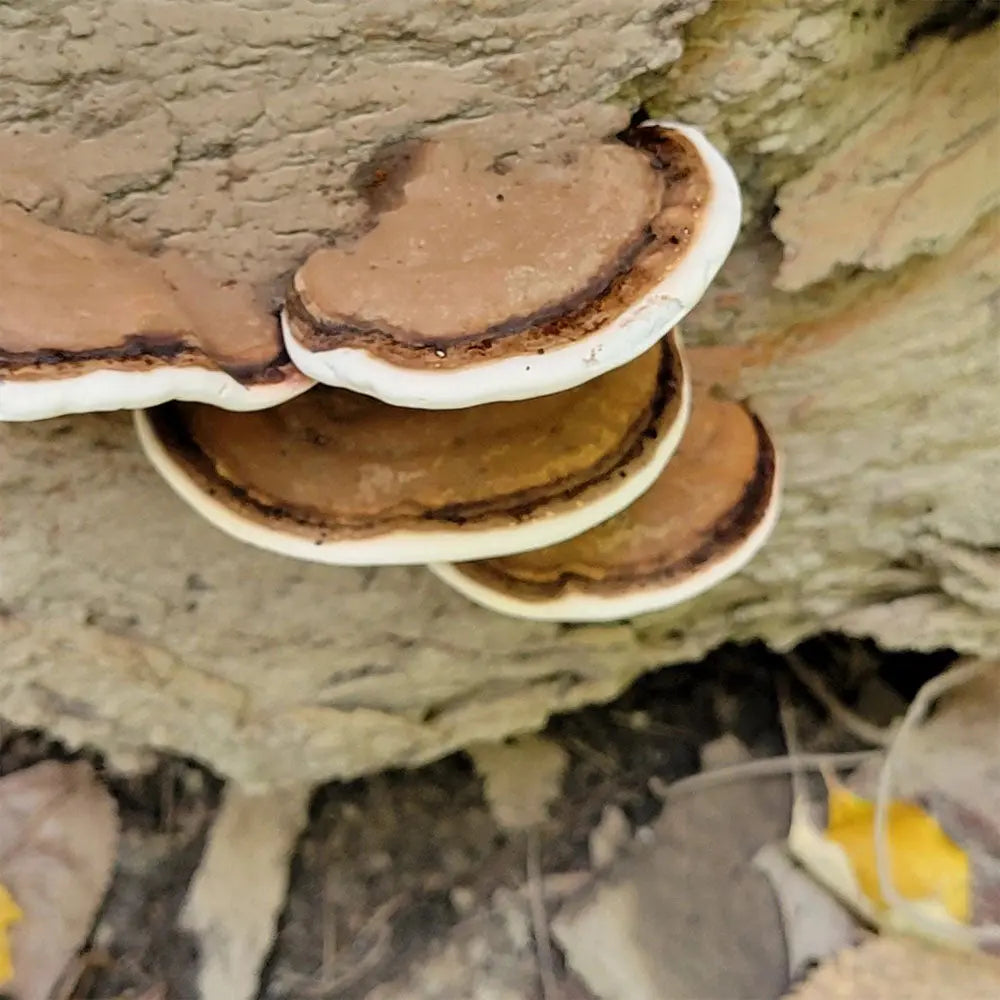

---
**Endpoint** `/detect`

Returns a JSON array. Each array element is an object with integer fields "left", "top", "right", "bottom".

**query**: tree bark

[{"left": 2, "top": 1, "right": 998, "bottom": 788}]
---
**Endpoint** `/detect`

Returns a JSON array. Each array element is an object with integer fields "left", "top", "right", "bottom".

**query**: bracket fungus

[
  {"left": 134, "top": 333, "right": 690, "bottom": 565},
  {"left": 282, "top": 121, "right": 740, "bottom": 409},
  {"left": 5, "top": 115, "right": 779, "bottom": 626},
  {"left": 428, "top": 380, "right": 781, "bottom": 622},
  {"left": 0, "top": 207, "right": 312, "bottom": 421}
]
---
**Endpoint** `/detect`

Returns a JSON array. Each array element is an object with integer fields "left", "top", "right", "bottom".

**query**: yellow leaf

[
  {"left": 824, "top": 785, "right": 969, "bottom": 922},
  {"left": 0, "top": 881, "right": 23, "bottom": 985}
]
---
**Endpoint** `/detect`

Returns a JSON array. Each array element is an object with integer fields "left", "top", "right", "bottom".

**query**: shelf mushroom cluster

[
  {"left": 1, "top": 120, "right": 781, "bottom": 622},
  {"left": 0, "top": 206, "right": 312, "bottom": 420}
]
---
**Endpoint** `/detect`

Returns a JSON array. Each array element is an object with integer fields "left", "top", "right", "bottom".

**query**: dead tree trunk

[{"left": 2, "top": 1, "right": 998, "bottom": 787}]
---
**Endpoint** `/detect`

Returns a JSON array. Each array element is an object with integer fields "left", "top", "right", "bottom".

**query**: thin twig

[
  {"left": 786, "top": 652, "right": 893, "bottom": 747},
  {"left": 657, "top": 750, "right": 882, "bottom": 799},
  {"left": 319, "top": 868, "right": 339, "bottom": 986},
  {"left": 564, "top": 736, "right": 618, "bottom": 777},
  {"left": 298, "top": 895, "right": 404, "bottom": 996},
  {"left": 527, "top": 829, "right": 560, "bottom": 1000},
  {"left": 774, "top": 671, "right": 810, "bottom": 807},
  {"left": 873, "top": 658, "right": 1000, "bottom": 946}
]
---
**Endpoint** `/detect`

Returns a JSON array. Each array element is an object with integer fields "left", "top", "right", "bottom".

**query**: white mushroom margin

[
  {"left": 132, "top": 348, "right": 692, "bottom": 566},
  {"left": 281, "top": 122, "right": 741, "bottom": 409},
  {"left": 427, "top": 453, "right": 782, "bottom": 622},
  {"left": 0, "top": 364, "right": 313, "bottom": 422}
]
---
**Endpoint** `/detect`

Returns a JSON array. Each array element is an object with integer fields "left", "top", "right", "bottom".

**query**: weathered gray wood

[{"left": 2, "top": 2, "right": 998, "bottom": 788}]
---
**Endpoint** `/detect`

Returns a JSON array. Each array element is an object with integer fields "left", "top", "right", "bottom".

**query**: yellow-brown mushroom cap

[
  {"left": 134, "top": 332, "right": 692, "bottom": 565},
  {"left": 430, "top": 381, "right": 780, "bottom": 619}
]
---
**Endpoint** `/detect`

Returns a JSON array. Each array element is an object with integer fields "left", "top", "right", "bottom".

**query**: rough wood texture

[
  {"left": 0, "top": 0, "right": 706, "bottom": 296},
  {"left": 1, "top": 1, "right": 998, "bottom": 788}
]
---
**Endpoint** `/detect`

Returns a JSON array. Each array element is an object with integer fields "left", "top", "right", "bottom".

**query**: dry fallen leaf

[
  {"left": 790, "top": 782, "right": 974, "bottom": 946},
  {"left": 588, "top": 804, "right": 631, "bottom": 871},
  {"left": 554, "top": 736, "right": 790, "bottom": 1000},
  {"left": 0, "top": 760, "right": 119, "bottom": 1000},
  {"left": 131, "top": 986, "right": 168, "bottom": 1000},
  {"left": 753, "top": 842, "right": 861, "bottom": 981},
  {"left": 857, "top": 662, "right": 1000, "bottom": 857},
  {"left": 789, "top": 661, "right": 1000, "bottom": 951},
  {"left": 789, "top": 781, "right": 977, "bottom": 948},
  {"left": 0, "top": 882, "right": 23, "bottom": 984},
  {"left": 783, "top": 934, "right": 1000, "bottom": 1000},
  {"left": 824, "top": 785, "right": 969, "bottom": 922},
  {"left": 469, "top": 736, "right": 568, "bottom": 832}
]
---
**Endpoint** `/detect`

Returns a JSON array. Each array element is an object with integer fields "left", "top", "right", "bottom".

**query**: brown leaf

[
  {"left": 0, "top": 760, "right": 119, "bottom": 1000},
  {"left": 784, "top": 934, "right": 1000, "bottom": 1000}
]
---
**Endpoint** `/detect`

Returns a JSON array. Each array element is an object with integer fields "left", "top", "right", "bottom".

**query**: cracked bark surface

[
  {"left": 0, "top": 0, "right": 705, "bottom": 297},
  {"left": 1, "top": 1, "right": 998, "bottom": 788}
]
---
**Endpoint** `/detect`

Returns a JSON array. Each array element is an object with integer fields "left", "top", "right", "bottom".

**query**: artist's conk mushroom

[
  {"left": 429, "top": 383, "right": 780, "bottom": 621},
  {"left": 0, "top": 207, "right": 311, "bottom": 421},
  {"left": 283, "top": 121, "right": 739, "bottom": 408},
  {"left": 135, "top": 332, "right": 690, "bottom": 565}
]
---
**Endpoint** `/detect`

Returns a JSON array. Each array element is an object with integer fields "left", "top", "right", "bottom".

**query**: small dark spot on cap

[
  {"left": 619, "top": 104, "right": 651, "bottom": 139},
  {"left": 489, "top": 152, "right": 517, "bottom": 175},
  {"left": 496, "top": 193, "right": 505, "bottom": 202}
]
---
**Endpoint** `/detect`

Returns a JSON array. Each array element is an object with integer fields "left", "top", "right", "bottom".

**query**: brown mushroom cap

[
  {"left": 429, "top": 381, "right": 780, "bottom": 620},
  {"left": 134, "top": 332, "right": 691, "bottom": 565},
  {"left": 283, "top": 121, "right": 741, "bottom": 408},
  {"left": 0, "top": 207, "right": 310, "bottom": 419},
  {"left": 290, "top": 137, "right": 664, "bottom": 352}
]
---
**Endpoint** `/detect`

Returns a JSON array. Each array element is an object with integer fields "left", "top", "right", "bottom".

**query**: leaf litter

[{"left": 0, "top": 760, "right": 119, "bottom": 1000}]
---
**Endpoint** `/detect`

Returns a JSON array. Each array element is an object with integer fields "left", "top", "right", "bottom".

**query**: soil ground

[{"left": 0, "top": 635, "right": 954, "bottom": 1000}]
